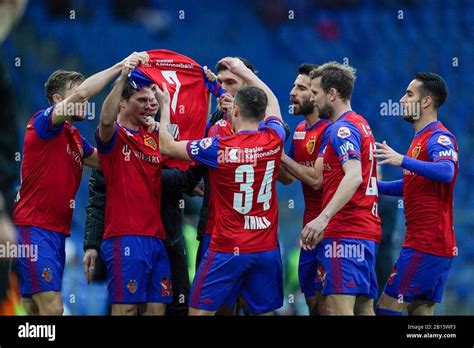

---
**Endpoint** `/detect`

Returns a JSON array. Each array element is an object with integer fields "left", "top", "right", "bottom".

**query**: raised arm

[
  {"left": 217, "top": 57, "right": 281, "bottom": 120},
  {"left": 97, "top": 52, "right": 148, "bottom": 143},
  {"left": 52, "top": 52, "right": 148, "bottom": 127}
]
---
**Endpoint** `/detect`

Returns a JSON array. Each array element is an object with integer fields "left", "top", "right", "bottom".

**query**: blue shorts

[
  {"left": 190, "top": 248, "right": 283, "bottom": 314},
  {"left": 383, "top": 247, "right": 453, "bottom": 303},
  {"left": 317, "top": 238, "right": 379, "bottom": 299},
  {"left": 101, "top": 236, "right": 172, "bottom": 304},
  {"left": 298, "top": 245, "right": 323, "bottom": 297},
  {"left": 200, "top": 234, "right": 211, "bottom": 261},
  {"left": 15, "top": 226, "right": 65, "bottom": 297}
]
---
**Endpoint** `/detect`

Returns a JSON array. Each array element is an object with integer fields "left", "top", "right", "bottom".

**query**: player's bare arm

[
  {"left": 276, "top": 164, "right": 296, "bottom": 185},
  {"left": 97, "top": 54, "right": 146, "bottom": 142},
  {"left": 217, "top": 57, "right": 281, "bottom": 120},
  {"left": 52, "top": 51, "right": 149, "bottom": 127},
  {"left": 82, "top": 148, "right": 100, "bottom": 170},
  {"left": 155, "top": 83, "right": 191, "bottom": 161},
  {"left": 281, "top": 152, "right": 323, "bottom": 190},
  {"left": 301, "top": 158, "right": 362, "bottom": 250}
]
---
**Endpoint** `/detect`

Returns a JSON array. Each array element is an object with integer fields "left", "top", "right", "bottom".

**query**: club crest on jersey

[
  {"left": 411, "top": 146, "right": 421, "bottom": 159},
  {"left": 437, "top": 135, "right": 452, "bottom": 146},
  {"left": 127, "top": 280, "right": 138, "bottom": 294},
  {"left": 41, "top": 268, "right": 52, "bottom": 282},
  {"left": 337, "top": 126, "right": 351, "bottom": 139},
  {"left": 161, "top": 277, "right": 172, "bottom": 296},
  {"left": 199, "top": 137, "right": 213, "bottom": 150},
  {"left": 306, "top": 136, "right": 316, "bottom": 155},
  {"left": 143, "top": 136, "right": 157, "bottom": 150}
]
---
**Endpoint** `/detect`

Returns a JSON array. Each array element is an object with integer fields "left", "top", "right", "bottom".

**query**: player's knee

[
  {"left": 39, "top": 302, "right": 63, "bottom": 316},
  {"left": 112, "top": 305, "right": 138, "bottom": 316}
]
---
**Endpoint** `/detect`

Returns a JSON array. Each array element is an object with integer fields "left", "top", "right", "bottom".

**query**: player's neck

[
  {"left": 235, "top": 119, "right": 259, "bottom": 133},
  {"left": 118, "top": 114, "right": 140, "bottom": 131},
  {"left": 413, "top": 112, "right": 438, "bottom": 133},
  {"left": 330, "top": 101, "right": 352, "bottom": 123},
  {"left": 304, "top": 112, "right": 320, "bottom": 128}
]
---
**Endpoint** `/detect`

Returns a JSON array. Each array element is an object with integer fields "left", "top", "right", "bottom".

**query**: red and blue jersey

[
  {"left": 96, "top": 124, "right": 165, "bottom": 240},
  {"left": 288, "top": 119, "right": 331, "bottom": 225},
  {"left": 322, "top": 111, "right": 381, "bottom": 242},
  {"left": 204, "top": 118, "right": 234, "bottom": 236},
  {"left": 128, "top": 49, "right": 209, "bottom": 171},
  {"left": 13, "top": 106, "right": 94, "bottom": 236},
  {"left": 402, "top": 121, "right": 458, "bottom": 257},
  {"left": 187, "top": 117, "right": 286, "bottom": 253}
]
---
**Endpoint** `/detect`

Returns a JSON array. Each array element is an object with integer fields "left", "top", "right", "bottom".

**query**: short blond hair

[{"left": 309, "top": 62, "right": 356, "bottom": 101}]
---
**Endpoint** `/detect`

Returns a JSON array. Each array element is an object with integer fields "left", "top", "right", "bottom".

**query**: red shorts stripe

[{"left": 191, "top": 250, "right": 216, "bottom": 308}]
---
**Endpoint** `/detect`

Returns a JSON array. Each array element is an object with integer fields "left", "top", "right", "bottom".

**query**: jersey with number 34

[
  {"left": 322, "top": 111, "right": 381, "bottom": 242},
  {"left": 187, "top": 117, "right": 285, "bottom": 254}
]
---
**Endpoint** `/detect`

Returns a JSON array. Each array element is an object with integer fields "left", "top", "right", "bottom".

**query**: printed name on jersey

[
  {"left": 337, "top": 126, "right": 351, "bottom": 139},
  {"left": 437, "top": 135, "right": 452, "bottom": 146},
  {"left": 293, "top": 131, "right": 306, "bottom": 140},
  {"left": 411, "top": 146, "right": 421, "bottom": 159},
  {"left": 244, "top": 215, "right": 271, "bottom": 230},
  {"left": 438, "top": 149, "right": 458, "bottom": 161},
  {"left": 143, "top": 136, "right": 157, "bottom": 150},
  {"left": 199, "top": 137, "right": 213, "bottom": 149},
  {"left": 306, "top": 136, "right": 316, "bottom": 155},
  {"left": 339, "top": 141, "right": 355, "bottom": 155}
]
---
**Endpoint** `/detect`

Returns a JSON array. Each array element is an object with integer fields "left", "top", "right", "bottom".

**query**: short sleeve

[
  {"left": 187, "top": 136, "right": 220, "bottom": 168},
  {"left": 33, "top": 106, "right": 64, "bottom": 140},
  {"left": 82, "top": 136, "right": 94, "bottom": 158},
  {"left": 427, "top": 132, "right": 457, "bottom": 164},
  {"left": 258, "top": 116, "right": 285, "bottom": 142},
  {"left": 95, "top": 124, "right": 118, "bottom": 155},
  {"left": 330, "top": 121, "right": 361, "bottom": 165},
  {"left": 318, "top": 124, "right": 332, "bottom": 157}
]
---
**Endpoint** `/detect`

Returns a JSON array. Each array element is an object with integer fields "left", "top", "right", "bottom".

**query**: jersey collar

[
  {"left": 414, "top": 120, "right": 439, "bottom": 137},
  {"left": 305, "top": 118, "right": 328, "bottom": 131}
]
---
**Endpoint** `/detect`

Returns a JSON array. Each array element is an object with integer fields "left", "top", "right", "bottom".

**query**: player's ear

[
  {"left": 329, "top": 88, "right": 337, "bottom": 102},
  {"left": 52, "top": 93, "right": 63, "bottom": 105},
  {"left": 119, "top": 97, "right": 127, "bottom": 109},
  {"left": 421, "top": 95, "right": 432, "bottom": 109}
]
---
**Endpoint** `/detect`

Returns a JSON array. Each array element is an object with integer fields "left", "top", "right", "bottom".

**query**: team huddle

[{"left": 12, "top": 50, "right": 458, "bottom": 316}]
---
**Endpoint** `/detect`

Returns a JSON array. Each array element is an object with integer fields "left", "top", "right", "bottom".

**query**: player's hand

[
  {"left": 121, "top": 52, "right": 148, "bottom": 78},
  {"left": 301, "top": 215, "right": 329, "bottom": 250},
  {"left": 123, "top": 51, "right": 149, "bottom": 67},
  {"left": 374, "top": 141, "right": 404, "bottom": 166},
  {"left": 218, "top": 93, "right": 234, "bottom": 114},
  {"left": 192, "top": 182, "right": 205, "bottom": 196},
  {"left": 143, "top": 116, "right": 159, "bottom": 133},
  {"left": 217, "top": 57, "right": 254, "bottom": 80},
  {"left": 203, "top": 66, "right": 217, "bottom": 82},
  {"left": 154, "top": 82, "right": 171, "bottom": 106},
  {"left": 83, "top": 249, "right": 98, "bottom": 285}
]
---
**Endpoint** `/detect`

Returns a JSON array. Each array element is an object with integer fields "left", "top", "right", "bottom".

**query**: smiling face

[
  {"left": 290, "top": 74, "right": 316, "bottom": 116},
  {"left": 120, "top": 86, "right": 155, "bottom": 125},
  {"left": 310, "top": 77, "right": 333, "bottom": 119}
]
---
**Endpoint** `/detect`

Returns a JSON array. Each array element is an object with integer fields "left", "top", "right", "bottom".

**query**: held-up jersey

[
  {"left": 96, "top": 124, "right": 166, "bottom": 240},
  {"left": 322, "top": 111, "right": 381, "bottom": 242},
  {"left": 288, "top": 119, "right": 331, "bottom": 225},
  {"left": 403, "top": 121, "right": 458, "bottom": 257},
  {"left": 128, "top": 49, "right": 209, "bottom": 171},
  {"left": 204, "top": 118, "right": 234, "bottom": 236},
  {"left": 187, "top": 117, "right": 286, "bottom": 253},
  {"left": 13, "top": 106, "right": 93, "bottom": 235}
]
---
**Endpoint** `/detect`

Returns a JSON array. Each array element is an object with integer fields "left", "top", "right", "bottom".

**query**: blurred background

[{"left": 1, "top": 0, "right": 473, "bottom": 315}]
